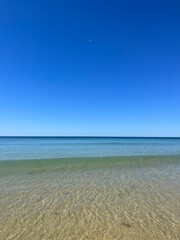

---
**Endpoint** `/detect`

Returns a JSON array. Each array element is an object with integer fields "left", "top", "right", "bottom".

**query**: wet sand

[{"left": 0, "top": 155, "right": 180, "bottom": 239}]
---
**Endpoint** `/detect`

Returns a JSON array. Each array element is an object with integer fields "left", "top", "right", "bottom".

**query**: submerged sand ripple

[{"left": 0, "top": 156, "right": 180, "bottom": 240}]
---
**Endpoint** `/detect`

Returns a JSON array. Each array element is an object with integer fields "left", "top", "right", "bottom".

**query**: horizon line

[{"left": 0, "top": 136, "right": 180, "bottom": 138}]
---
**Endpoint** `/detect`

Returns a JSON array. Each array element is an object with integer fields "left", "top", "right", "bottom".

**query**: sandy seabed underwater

[{"left": 0, "top": 155, "right": 180, "bottom": 240}]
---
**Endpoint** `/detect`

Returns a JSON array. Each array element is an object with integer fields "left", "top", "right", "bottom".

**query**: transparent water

[{"left": 0, "top": 137, "right": 180, "bottom": 239}]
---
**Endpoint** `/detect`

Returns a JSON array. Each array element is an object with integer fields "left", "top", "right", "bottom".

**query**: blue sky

[{"left": 0, "top": 0, "right": 180, "bottom": 136}]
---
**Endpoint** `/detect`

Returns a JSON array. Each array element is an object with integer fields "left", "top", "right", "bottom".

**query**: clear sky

[{"left": 0, "top": 0, "right": 180, "bottom": 136}]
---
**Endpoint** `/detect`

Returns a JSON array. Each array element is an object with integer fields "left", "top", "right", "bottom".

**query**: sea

[
  {"left": 0, "top": 136, "right": 180, "bottom": 160},
  {"left": 0, "top": 137, "right": 180, "bottom": 239}
]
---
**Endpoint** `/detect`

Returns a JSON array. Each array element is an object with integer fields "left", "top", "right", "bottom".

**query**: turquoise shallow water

[
  {"left": 0, "top": 137, "right": 180, "bottom": 239},
  {"left": 0, "top": 155, "right": 180, "bottom": 239},
  {"left": 0, "top": 137, "right": 180, "bottom": 160}
]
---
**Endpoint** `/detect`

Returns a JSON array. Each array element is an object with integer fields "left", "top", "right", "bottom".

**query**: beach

[
  {"left": 1, "top": 0, "right": 180, "bottom": 238},
  {"left": 0, "top": 153, "right": 180, "bottom": 239}
]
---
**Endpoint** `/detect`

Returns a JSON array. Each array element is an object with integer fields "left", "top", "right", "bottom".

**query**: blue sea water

[
  {"left": 0, "top": 137, "right": 180, "bottom": 161},
  {"left": 0, "top": 137, "right": 180, "bottom": 239}
]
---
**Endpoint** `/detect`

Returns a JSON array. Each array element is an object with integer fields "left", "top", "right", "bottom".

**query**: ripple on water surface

[{"left": 0, "top": 155, "right": 180, "bottom": 240}]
